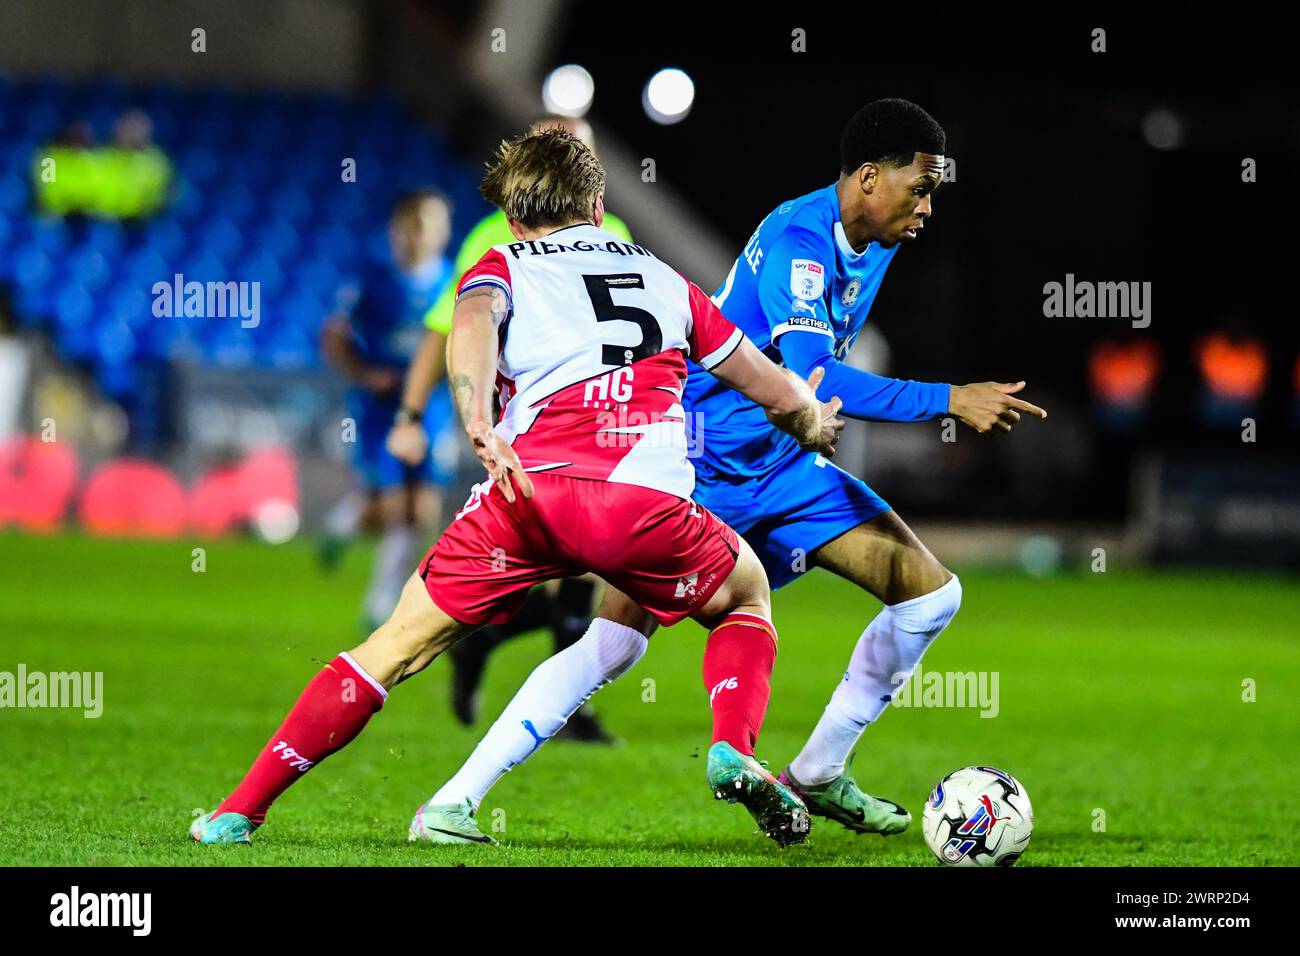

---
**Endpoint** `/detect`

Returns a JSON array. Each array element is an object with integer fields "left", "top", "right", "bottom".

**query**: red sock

[
  {"left": 214, "top": 653, "right": 385, "bottom": 826},
  {"left": 701, "top": 612, "right": 777, "bottom": 756}
]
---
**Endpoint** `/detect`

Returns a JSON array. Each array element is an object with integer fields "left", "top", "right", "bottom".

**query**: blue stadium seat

[
  {"left": 81, "top": 219, "right": 127, "bottom": 257},
  {"left": 142, "top": 218, "right": 186, "bottom": 259},
  {"left": 67, "top": 248, "right": 111, "bottom": 291},
  {"left": 266, "top": 322, "right": 317, "bottom": 371},
  {"left": 95, "top": 317, "right": 137, "bottom": 366},
  {"left": 268, "top": 186, "right": 312, "bottom": 227},
  {"left": 106, "top": 286, "right": 152, "bottom": 330},
  {"left": 254, "top": 220, "right": 303, "bottom": 263},
  {"left": 0, "top": 173, "right": 29, "bottom": 214},
  {"left": 95, "top": 354, "right": 138, "bottom": 399},
  {"left": 123, "top": 248, "right": 170, "bottom": 287},
  {"left": 199, "top": 218, "right": 244, "bottom": 262},
  {"left": 14, "top": 246, "right": 54, "bottom": 290},
  {"left": 19, "top": 101, "right": 62, "bottom": 141},
  {"left": 208, "top": 324, "right": 257, "bottom": 369},
  {"left": 53, "top": 285, "right": 96, "bottom": 359},
  {"left": 235, "top": 252, "right": 287, "bottom": 297},
  {"left": 170, "top": 179, "right": 205, "bottom": 220},
  {"left": 213, "top": 184, "right": 258, "bottom": 225},
  {"left": 175, "top": 145, "right": 220, "bottom": 186}
]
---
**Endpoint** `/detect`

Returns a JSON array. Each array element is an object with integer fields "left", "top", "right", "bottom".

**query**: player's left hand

[
  {"left": 466, "top": 421, "right": 535, "bottom": 503},
  {"left": 386, "top": 421, "right": 429, "bottom": 465},
  {"left": 949, "top": 381, "right": 1047, "bottom": 434}
]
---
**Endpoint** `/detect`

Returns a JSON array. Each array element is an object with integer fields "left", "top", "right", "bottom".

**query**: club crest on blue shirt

[{"left": 841, "top": 277, "right": 862, "bottom": 308}]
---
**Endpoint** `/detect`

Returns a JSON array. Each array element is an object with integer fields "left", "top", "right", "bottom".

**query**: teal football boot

[
  {"left": 190, "top": 810, "right": 256, "bottom": 845},
  {"left": 707, "top": 741, "right": 811, "bottom": 847}
]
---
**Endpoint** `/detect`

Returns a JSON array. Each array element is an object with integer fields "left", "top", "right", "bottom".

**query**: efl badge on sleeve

[{"left": 790, "top": 259, "right": 825, "bottom": 301}]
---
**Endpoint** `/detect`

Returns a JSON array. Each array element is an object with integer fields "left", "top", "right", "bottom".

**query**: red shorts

[{"left": 419, "top": 473, "right": 740, "bottom": 627}]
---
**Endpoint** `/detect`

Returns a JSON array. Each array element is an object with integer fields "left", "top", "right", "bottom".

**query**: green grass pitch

[{"left": 1, "top": 531, "right": 1296, "bottom": 866}]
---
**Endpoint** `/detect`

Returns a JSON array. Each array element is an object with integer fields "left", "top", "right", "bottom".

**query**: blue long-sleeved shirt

[{"left": 684, "top": 183, "right": 949, "bottom": 478}]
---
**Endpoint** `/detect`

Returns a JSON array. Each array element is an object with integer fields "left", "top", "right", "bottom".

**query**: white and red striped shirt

[{"left": 456, "top": 223, "right": 744, "bottom": 500}]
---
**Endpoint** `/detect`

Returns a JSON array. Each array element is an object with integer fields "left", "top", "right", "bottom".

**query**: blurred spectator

[
  {"left": 1194, "top": 326, "right": 1267, "bottom": 428},
  {"left": 32, "top": 109, "right": 173, "bottom": 219},
  {"left": 1088, "top": 338, "right": 1161, "bottom": 432}
]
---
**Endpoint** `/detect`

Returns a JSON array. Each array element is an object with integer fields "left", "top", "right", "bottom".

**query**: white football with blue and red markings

[{"left": 923, "top": 766, "right": 1033, "bottom": 866}]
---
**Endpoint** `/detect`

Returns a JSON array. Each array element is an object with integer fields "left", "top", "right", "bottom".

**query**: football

[{"left": 923, "top": 766, "right": 1033, "bottom": 866}]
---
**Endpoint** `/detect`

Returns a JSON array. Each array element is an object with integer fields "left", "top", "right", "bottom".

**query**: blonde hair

[{"left": 480, "top": 128, "right": 605, "bottom": 229}]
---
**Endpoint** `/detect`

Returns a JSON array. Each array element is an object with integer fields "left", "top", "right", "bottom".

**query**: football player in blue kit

[
  {"left": 409, "top": 99, "right": 1047, "bottom": 845},
  {"left": 321, "top": 189, "right": 460, "bottom": 630}
]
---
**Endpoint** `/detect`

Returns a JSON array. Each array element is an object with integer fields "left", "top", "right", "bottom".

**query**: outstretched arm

[
  {"left": 744, "top": 222, "right": 1044, "bottom": 433},
  {"left": 778, "top": 328, "right": 948, "bottom": 422},
  {"left": 778, "top": 331, "right": 1046, "bottom": 432},
  {"left": 748, "top": 223, "right": 948, "bottom": 424}
]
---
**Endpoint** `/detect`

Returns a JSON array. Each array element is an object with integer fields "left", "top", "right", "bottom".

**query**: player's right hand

[
  {"left": 466, "top": 421, "right": 535, "bottom": 503},
  {"left": 948, "top": 381, "right": 1047, "bottom": 434},
  {"left": 386, "top": 421, "right": 428, "bottom": 465}
]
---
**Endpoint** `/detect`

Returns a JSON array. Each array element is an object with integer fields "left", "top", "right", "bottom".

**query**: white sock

[
  {"left": 789, "top": 574, "right": 962, "bottom": 786},
  {"left": 431, "top": 618, "right": 648, "bottom": 811},
  {"left": 364, "top": 525, "right": 417, "bottom": 625},
  {"left": 325, "top": 493, "right": 364, "bottom": 539}
]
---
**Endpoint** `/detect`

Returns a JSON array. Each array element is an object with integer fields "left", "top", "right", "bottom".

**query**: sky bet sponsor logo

[
  {"left": 50, "top": 886, "right": 151, "bottom": 936},
  {"left": 789, "top": 259, "right": 825, "bottom": 300}
]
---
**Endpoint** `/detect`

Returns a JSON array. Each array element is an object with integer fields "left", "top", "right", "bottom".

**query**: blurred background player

[
  {"left": 388, "top": 115, "right": 630, "bottom": 740},
  {"left": 321, "top": 188, "right": 459, "bottom": 630}
]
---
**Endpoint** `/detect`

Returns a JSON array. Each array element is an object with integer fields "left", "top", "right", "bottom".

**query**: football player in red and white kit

[{"left": 190, "top": 128, "right": 842, "bottom": 848}]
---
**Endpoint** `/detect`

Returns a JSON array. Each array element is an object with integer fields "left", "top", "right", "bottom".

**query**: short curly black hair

[{"left": 840, "top": 98, "right": 946, "bottom": 174}]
